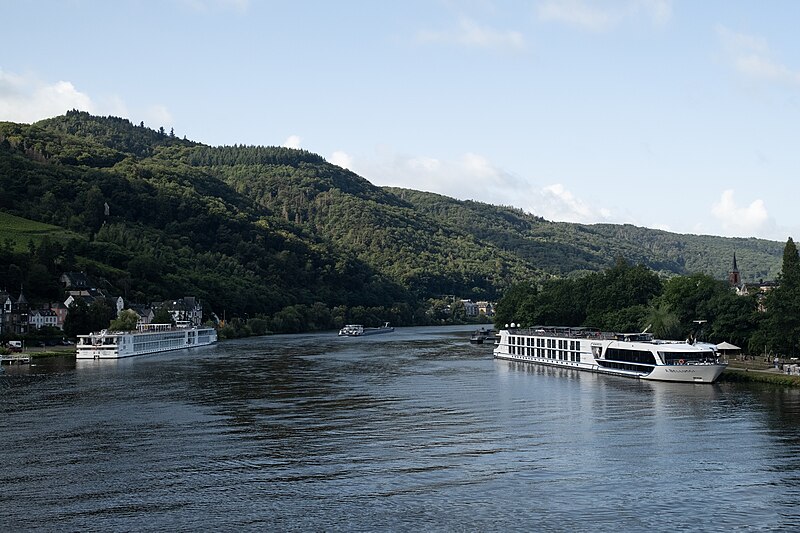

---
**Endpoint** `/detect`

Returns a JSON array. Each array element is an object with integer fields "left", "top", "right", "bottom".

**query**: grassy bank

[
  {"left": 29, "top": 350, "right": 76, "bottom": 359},
  {"left": 720, "top": 363, "right": 800, "bottom": 387}
]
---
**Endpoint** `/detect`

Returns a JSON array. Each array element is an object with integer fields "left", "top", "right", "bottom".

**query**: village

[{"left": 1, "top": 270, "right": 204, "bottom": 351}]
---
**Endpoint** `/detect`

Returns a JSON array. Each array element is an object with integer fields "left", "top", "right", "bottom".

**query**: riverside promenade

[{"left": 722, "top": 358, "right": 800, "bottom": 386}]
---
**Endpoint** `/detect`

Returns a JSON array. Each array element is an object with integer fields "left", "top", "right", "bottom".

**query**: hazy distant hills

[{"left": 0, "top": 111, "right": 782, "bottom": 321}]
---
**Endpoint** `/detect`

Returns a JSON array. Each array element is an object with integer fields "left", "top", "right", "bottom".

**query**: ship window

[
  {"left": 659, "top": 351, "right": 716, "bottom": 364},
  {"left": 597, "top": 360, "right": 653, "bottom": 373},
  {"left": 605, "top": 348, "right": 656, "bottom": 366}
]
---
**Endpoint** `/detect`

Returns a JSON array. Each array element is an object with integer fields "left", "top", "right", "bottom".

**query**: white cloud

[
  {"left": 144, "top": 105, "right": 174, "bottom": 130},
  {"left": 0, "top": 69, "right": 94, "bottom": 123},
  {"left": 711, "top": 189, "right": 771, "bottom": 238},
  {"left": 330, "top": 150, "right": 353, "bottom": 170},
  {"left": 347, "top": 147, "right": 613, "bottom": 224},
  {"left": 0, "top": 68, "right": 175, "bottom": 130},
  {"left": 416, "top": 16, "right": 525, "bottom": 50},
  {"left": 540, "top": 183, "right": 611, "bottom": 223},
  {"left": 637, "top": 0, "right": 672, "bottom": 25},
  {"left": 537, "top": 0, "right": 671, "bottom": 32},
  {"left": 537, "top": 0, "right": 615, "bottom": 32},
  {"left": 716, "top": 25, "right": 800, "bottom": 86},
  {"left": 282, "top": 135, "right": 302, "bottom": 149}
]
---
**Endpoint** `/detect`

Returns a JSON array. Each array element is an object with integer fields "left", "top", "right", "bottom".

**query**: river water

[{"left": 2, "top": 325, "right": 800, "bottom": 531}]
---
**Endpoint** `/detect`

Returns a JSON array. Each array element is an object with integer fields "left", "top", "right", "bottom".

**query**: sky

[{"left": 1, "top": 0, "right": 799, "bottom": 242}]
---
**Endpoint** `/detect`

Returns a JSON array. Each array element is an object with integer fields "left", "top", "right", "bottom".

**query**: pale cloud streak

[
  {"left": 416, "top": 16, "right": 525, "bottom": 50},
  {"left": 347, "top": 147, "right": 613, "bottom": 224},
  {"left": 717, "top": 25, "right": 800, "bottom": 86},
  {"left": 144, "top": 105, "right": 174, "bottom": 130},
  {"left": 537, "top": 0, "right": 672, "bottom": 32}
]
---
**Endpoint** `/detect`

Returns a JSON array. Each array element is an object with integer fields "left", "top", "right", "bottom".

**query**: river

[{"left": 2, "top": 325, "right": 800, "bottom": 531}]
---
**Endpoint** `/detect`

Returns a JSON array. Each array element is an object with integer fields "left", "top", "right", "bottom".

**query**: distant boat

[
  {"left": 338, "top": 322, "right": 394, "bottom": 337},
  {"left": 470, "top": 328, "right": 498, "bottom": 344}
]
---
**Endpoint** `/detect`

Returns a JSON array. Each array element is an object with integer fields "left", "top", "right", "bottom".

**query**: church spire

[{"left": 729, "top": 251, "right": 741, "bottom": 286}]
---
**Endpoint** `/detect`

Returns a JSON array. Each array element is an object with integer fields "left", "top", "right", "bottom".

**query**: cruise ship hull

[
  {"left": 76, "top": 326, "right": 217, "bottom": 359},
  {"left": 493, "top": 327, "right": 727, "bottom": 384}
]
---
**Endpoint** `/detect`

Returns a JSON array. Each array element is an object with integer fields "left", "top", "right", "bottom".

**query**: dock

[{"left": 1, "top": 353, "right": 31, "bottom": 365}]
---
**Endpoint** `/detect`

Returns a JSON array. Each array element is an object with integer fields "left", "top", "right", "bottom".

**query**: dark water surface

[{"left": 3, "top": 325, "right": 800, "bottom": 531}]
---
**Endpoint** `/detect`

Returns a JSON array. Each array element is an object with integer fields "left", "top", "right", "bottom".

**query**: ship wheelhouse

[{"left": 657, "top": 349, "right": 717, "bottom": 365}]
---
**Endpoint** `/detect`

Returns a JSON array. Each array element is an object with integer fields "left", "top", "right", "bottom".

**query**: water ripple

[{"left": 3, "top": 327, "right": 800, "bottom": 531}]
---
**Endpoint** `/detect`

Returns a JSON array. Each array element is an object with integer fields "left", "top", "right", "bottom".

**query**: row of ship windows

[
  {"left": 597, "top": 361, "right": 653, "bottom": 373},
  {"left": 134, "top": 333, "right": 187, "bottom": 342},
  {"left": 507, "top": 337, "right": 581, "bottom": 351},
  {"left": 133, "top": 339, "right": 186, "bottom": 351},
  {"left": 507, "top": 346, "right": 581, "bottom": 362}
]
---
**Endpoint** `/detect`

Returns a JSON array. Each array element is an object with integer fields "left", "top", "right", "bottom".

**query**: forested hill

[
  {"left": 0, "top": 111, "right": 783, "bottom": 327},
  {"left": 387, "top": 188, "right": 782, "bottom": 282}
]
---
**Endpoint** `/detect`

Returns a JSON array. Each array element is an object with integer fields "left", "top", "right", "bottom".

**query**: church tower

[{"left": 728, "top": 252, "right": 741, "bottom": 286}]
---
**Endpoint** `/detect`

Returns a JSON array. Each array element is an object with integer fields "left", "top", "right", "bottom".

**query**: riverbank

[
  {"left": 720, "top": 359, "right": 800, "bottom": 387},
  {"left": 20, "top": 345, "right": 76, "bottom": 359}
]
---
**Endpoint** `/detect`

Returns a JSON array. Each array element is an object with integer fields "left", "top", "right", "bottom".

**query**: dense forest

[{"left": 0, "top": 111, "right": 786, "bottom": 335}]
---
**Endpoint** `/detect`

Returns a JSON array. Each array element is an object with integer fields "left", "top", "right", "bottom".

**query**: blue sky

[{"left": 2, "top": 0, "right": 799, "bottom": 241}]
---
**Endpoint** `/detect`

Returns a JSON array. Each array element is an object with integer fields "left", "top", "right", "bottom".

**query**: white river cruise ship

[
  {"left": 76, "top": 323, "right": 217, "bottom": 359},
  {"left": 493, "top": 326, "right": 727, "bottom": 383}
]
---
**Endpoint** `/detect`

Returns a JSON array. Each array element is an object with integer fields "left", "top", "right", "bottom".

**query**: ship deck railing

[{"left": 507, "top": 327, "right": 628, "bottom": 341}]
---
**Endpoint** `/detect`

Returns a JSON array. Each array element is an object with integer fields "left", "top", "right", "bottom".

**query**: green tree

[
  {"left": 757, "top": 237, "right": 800, "bottom": 355},
  {"left": 110, "top": 309, "right": 139, "bottom": 331},
  {"left": 64, "top": 299, "right": 91, "bottom": 337},
  {"left": 84, "top": 185, "right": 106, "bottom": 233},
  {"left": 247, "top": 317, "right": 269, "bottom": 335},
  {"left": 781, "top": 237, "right": 800, "bottom": 286},
  {"left": 152, "top": 307, "right": 175, "bottom": 325},
  {"left": 707, "top": 291, "right": 757, "bottom": 348},
  {"left": 643, "top": 302, "right": 682, "bottom": 340},
  {"left": 656, "top": 273, "right": 727, "bottom": 338},
  {"left": 494, "top": 282, "right": 538, "bottom": 327},
  {"left": 88, "top": 299, "right": 116, "bottom": 332}
]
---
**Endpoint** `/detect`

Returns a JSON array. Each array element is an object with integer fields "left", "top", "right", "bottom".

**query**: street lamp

[{"left": 693, "top": 319, "right": 707, "bottom": 343}]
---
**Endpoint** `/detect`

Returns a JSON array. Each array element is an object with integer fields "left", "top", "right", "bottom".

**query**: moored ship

[
  {"left": 338, "top": 322, "right": 394, "bottom": 337},
  {"left": 470, "top": 328, "right": 499, "bottom": 344},
  {"left": 493, "top": 326, "right": 726, "bottom": 383},
  {"left": 76, "top": 323, "right": 217, "bottom": 359}
]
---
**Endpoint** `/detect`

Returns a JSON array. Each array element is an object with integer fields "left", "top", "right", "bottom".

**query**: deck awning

[{"left": 716, "top": 341, "right": 741, "bottom": 352}]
